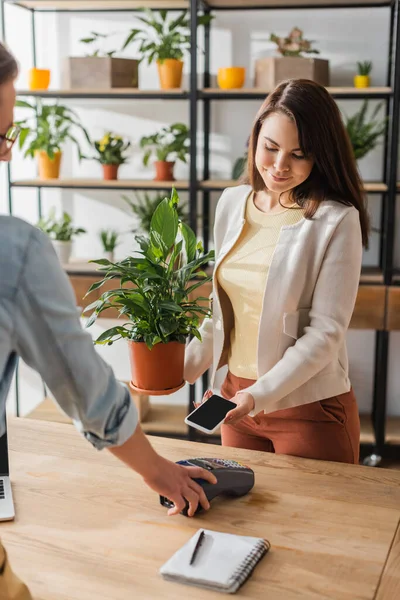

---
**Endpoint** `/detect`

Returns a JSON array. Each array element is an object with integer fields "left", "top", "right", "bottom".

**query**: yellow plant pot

[
  {"left": 217, "top": 67, "right": 246, "bottom": 89},
  {"left": 157, "top": 59, "right": 183, "bottom": 90},
  {"left": 28, "top": 68, "right": 51, "bottom": 91},
  {"left": 37, "top": 150, "right": 62, "bottom": 179},
  {"left": 354, "top": 75, "right": 370, "bottom": 89}
]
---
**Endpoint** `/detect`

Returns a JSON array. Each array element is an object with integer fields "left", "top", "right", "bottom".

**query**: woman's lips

[{"left": 268, "top": 172, "right": 291, "bottom": 183}]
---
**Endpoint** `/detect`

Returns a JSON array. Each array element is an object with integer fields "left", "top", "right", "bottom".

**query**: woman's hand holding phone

[{"left": 195, "top": 388, "right": 255, "bottom": 425}]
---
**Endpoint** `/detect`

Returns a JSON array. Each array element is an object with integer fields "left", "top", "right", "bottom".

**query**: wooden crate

[
  {"left": 254, "top": 56, "right": 330, "bottom": 89},
  {"left": 63, "top": 57, "right": 139, "bottom": 89}
]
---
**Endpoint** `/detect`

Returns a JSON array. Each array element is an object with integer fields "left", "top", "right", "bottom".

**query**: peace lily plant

[{"left": 84, "top": 188, "right": 214, "bottom": 394}]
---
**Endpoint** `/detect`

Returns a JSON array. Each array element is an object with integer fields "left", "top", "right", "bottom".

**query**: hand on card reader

[{"left": 160, "top": 457, "right": 255, "bottom": 516}]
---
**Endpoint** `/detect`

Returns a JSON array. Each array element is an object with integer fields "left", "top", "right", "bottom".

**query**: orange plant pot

[
  {"left": 102, "top": 164, "right": 120, "bottom": 180},
  {"left": 154, "top": 160, "right": 175, "bottom": 181},
  {"left": 217, "top": 67, "right": 246, "bottom": 89},
  {"left": 37, "top": 150, "right": 62, "bottom": 179},
  {"left": 128, "top": 340, "right": 186, "bottom": 395},
  {"left": 28, "top": 68, "right": 51, "bottom": 91},
  {"left": 157, "top": 59, "right": 183, "bottom": 90}
]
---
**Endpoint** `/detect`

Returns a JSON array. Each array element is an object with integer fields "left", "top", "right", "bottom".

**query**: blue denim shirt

[{"left": 0, "top": 216, "right": 138, "bottom": 449}]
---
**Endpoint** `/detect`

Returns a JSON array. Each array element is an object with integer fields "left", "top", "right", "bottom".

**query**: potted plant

[
  {"left": 344, "top": 100, "right": 386, "bottom": 160},
  {"left": 99, "top": 229, "right": 119, "bottom": 262},
  {"left": 122, "top": 8, "right": 212, "bottom": 90},
  {"left": 255, "top": 27, "right": 329, "bottom": 89},
  {"left": 16, "top": 99, "right": 91, "bottom": 179},
  {"left": 122, "top": 191, "right": 188, "bottom": 233},
  {"left": 140, "top": 122, "right": 189, "bottom": 181},
  {"left": 354, "top": 61, "right": 372, "bottom": 89},
  {"left": 91, "top": 132, "right": 131, "bottom": 180},
  {"left": 64, "top": 31, "right": 139, "bottom": 90},
  {"left": 37, "top": 209, "right": 86, "bottom": 264},
  {"left": 232, "top": 137, "right": 249, "bottom": 181},
  {"left": 84, "top": 188, "right": 214, "bottom": 395}
]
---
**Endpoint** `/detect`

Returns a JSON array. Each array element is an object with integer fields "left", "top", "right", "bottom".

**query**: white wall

[{"left": 2, "top": 4, "right": 399, "bottom": 418}]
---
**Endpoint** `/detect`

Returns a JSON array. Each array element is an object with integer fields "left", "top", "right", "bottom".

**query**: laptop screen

[{"left": 0, "top": 418, "right": 9, "bottom": 476}]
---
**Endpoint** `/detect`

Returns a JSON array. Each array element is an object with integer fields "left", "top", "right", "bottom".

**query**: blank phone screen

[{"left": 186, "top": 395, "right": 236, "bottom": 430}]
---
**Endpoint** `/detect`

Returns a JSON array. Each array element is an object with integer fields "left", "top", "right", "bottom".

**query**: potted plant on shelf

[
  {"left": 84, "top": 188, "right": 214, "bottom": 395},
  {"left": 64, "top": 31, "right": 139, "bottom": 90},
  {"left": 122, "top": 191, "right": 188, "bottom": 233},
  {"left": 16, "top": 99, "right": 91, "bottom": 179},
  {"left": 255, "top": 27, "right": 329, "bottom": 89},
  {"left": 344, "top": 100, "right": 386, "bottom": 160},
  {"left": 99, "top": 229, "right": 120, "bottom": 262},
  {"left": 354, "top": 61, "right": 372, "bottom": 89},
  {"left": 140, "top": 122, "right": 189, "bottom": 181},
  {"left": 122, "top": 8, "right": 212, "bottom": 90},
  {"left": 37, "top": 208, "right": 86, "bottom": 264},
  {"left": 91, "top": 132, "right": 131, "bottom": 180}
]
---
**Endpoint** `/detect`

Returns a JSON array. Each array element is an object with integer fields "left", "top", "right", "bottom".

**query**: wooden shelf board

[
  {"left": 9, "top": 1, "right": 188, "bottom": 10},
  {"left": 360, "top": 414, "right": 400, "bottom": 446},
  {"left": 201, "top": 86, "right": 392, "bottom": 96},
  {"left": 200, "top": 180, "right": 388, "bottom": 193},
  {"left": 11, "top": 178, "right": 189, "bottom": 190},
  {"left": 17, "top": 88, "right": 188, "bottom": 98},
  {"left": 207, "top": 0, "right": 390, "bottom": 6},
  {"left": 360, "top": 267, "right": 384, "bottom": 285}
]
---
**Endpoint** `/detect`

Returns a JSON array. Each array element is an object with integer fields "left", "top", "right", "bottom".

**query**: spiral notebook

[{"left": 159, "top": 529, "right": 270, "bottom": 594}]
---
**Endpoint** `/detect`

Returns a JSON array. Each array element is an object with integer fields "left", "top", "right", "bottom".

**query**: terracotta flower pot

[
  {"left": 102, "top": 164, "right": 120, "bottom": 180},
  {"left": 37, "top": 150, "right": 62, "bottom": 179},
  {"left": 157, "top": 58, "right": 183, "bottom": 90},
  {"left": 128, "top": 340, "right": 185, "bottom": 395},
  {"left": 154, "top": 160, "right": 175, "bottom": 181}
]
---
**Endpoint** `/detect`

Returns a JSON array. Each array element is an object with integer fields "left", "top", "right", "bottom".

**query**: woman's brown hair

[
  {"left": 0, "top": 43, "right": 17, "bottom": 86},
  {"left": 245, "top": 79, "right": 370, "bottom": 247}
]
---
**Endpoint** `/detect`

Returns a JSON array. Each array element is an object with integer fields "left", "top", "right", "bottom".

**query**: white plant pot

[
  {"left": 104, "top": 251, "right": 115, "bottom": 262},
  {"left": 52, "top": 240, "right": 72, "bottom": 264}
]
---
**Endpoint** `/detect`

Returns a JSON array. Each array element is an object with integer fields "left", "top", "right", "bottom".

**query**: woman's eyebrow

[{"left": 264, "top": 136, "right": 301, "bottom": 152}]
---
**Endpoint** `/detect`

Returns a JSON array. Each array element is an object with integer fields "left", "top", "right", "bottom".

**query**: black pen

[{"left": 189, "top": 530, "right": 205, "bottom": 565}]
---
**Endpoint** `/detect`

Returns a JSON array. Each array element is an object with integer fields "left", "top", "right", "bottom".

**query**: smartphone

[{"left": 184, "top": 394, "right": 237, "bottom": 434}]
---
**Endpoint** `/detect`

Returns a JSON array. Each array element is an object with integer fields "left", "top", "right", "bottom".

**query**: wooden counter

[{"left": 2, "top": 418, "right": 400, "bottom": 599}]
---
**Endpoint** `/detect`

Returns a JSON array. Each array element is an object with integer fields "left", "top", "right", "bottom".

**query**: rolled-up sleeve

[{"left": 14, "top": 228, "right": 138, "bottom": 450}]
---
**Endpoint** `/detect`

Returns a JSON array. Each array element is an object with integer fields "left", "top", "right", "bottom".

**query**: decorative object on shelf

[
  {"left": 232, "top": 137, "right": 249, "bottom": 181},
  {"left": 122, "top": 191, "right": 188, "bottom": 234},
  {"left": 64, "top": 31, "right": 139, "bottom": 90},
  {"left": 354, "top": 61, "right": 372, "bottom": 88},
  {"left": 122, "top": 8, "right": 212, "bottom": 90},
  {"left": 140, "top": 122, "right": 189, "bottom": 181},
  {"left": 89, "top": 131, "right": 131, "bottom": 180},
  {"left": 344, "top": 100, "right": 386, "bottom": 160},
  {"left": 255, "top": 27, "right": 329, "bottom": 89},
  {"left": 28, "top": 67, "right": 50, "bottom": 91},
  {"left": 99, "top": 229, "right": 119, "bottom": 262},
  {"left": 84, "top": 188, "right": 214, "bottom": 395},
  {"left": 16, "top": 99, "right": 91, "bottom": 179},
  {"left": 37, "top": 208, "right": 86, "bottom": 264},
  {"left": 217, "top": 67, "right": 246, "bottom": 90}
]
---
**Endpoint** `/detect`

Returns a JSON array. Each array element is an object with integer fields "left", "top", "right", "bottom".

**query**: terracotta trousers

[
  {"left": 0, "top": 542, "right": 32, "bottom": 600},
  {"left": 220, "top": 371, "right": 360, "bottom": 464}
]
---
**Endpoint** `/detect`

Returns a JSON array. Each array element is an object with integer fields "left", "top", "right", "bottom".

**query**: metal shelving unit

[{"left": 2, "top": 0, "right": 400, "bottom": 459}]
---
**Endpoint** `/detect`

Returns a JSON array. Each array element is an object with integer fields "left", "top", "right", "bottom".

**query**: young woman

[{"left": 184, "top": 79, "right": 369, "bottom": 464}]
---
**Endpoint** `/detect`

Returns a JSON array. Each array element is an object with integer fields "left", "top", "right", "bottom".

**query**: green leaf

[
  {"left": 159, "top": 300, "right": 183, "bottom": 313},
  {"left": 150, "top": 197, "right": 178, "bottom": 254},
  {"left": 180, "top": 221, "right": 197, "bottom": 262}
]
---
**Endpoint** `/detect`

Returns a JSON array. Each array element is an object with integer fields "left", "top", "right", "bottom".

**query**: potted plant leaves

[
  {"left": 37, "top": 208, "right": 86, "bottom": 264},
  {"left": 255, "top": 27, "right": 329, "bottom": 88},
  {"left": 122, "top": 191, "right": 188, "bottom": 233},
  {"left": 99, "top": 229, "right": 119, "bottom": 262},
  {"left": 140, "top": 122, "right": 189, "bottom": 181},
  {"left": 91, "top": 132, "right": 131, "bottom": 180},
  {"left": 344, "top": 100, "right": 386, "bottom": 160},
  {"left": 84, "top": 188, "right": 214, "bottom": 395},
  {"left": 16, "top": 99, "right": 91, "bottom": 179},
  {"left": 122, "top": 8, "right": 212, "bottom": 89},
  {"left": 64, "top": 31, "right": 139, "bottom": 90},
  {"left": 354, "top": 61, "right": 372, "bottom": 89}
]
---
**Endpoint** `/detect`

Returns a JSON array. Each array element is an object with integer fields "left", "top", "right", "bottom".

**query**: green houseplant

[
  {"left": 99, "top": 229, "right": 120, "bottom": 262},
  {"left": 84, "top": 188, "right": 214, "bottom": 395},
  {"left": 354, "top": 60, "right": 372, "bottom": 88},
  {"left": 122, "top": 8, "right": 212, "bottom": 89},
  {"left": 122, "top": 191, "right": 188, "bottom": 233},
  {"left": 37, "top": 208, "right": 86, "bottom": 264},
  {"left": 140, "top": 122, "right": 189, "bottom": 181},
  {"left": 270, "top": 27, "right": 320, "bottom": 57},
  {"left": 16, "top": 99, "right": 91, "bottom": 179},
  {"left": 91, "top": 131, "right": 131, "bottom": 180},
  {"left": 344, "top": 100, "right": 386, "bottom": 160}
]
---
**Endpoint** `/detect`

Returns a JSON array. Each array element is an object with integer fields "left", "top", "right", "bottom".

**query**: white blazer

[{"left": 184, "top": 184, "right": 363, "bottom": 416}]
